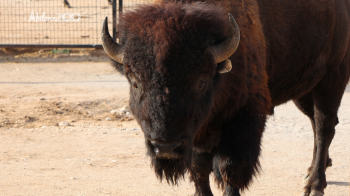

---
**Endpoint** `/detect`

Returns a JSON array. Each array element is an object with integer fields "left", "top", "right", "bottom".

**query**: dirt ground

[{"left": 0, "top": 61, "right": 349, "bottom": 196}]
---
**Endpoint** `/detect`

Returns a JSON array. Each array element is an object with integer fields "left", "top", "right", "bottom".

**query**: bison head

[{"left": 101, "top": 3, "right": 240, "bottom": 184}]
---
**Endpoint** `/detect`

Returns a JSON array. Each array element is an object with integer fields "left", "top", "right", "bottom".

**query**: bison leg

[
  {"left": 293, "top": 93, "right": 332, "bottom": 183},
  {"left": 212, "top": 106, "right": 266, "bottom": 196},
  {"left": 190, "top": 152, "right": 214, "bottom": 196},
  {"left": 293, "top": 92, "right": 317, "bottom": 180},
  {"left": 301, "top": 71, "right": 348, "bottom": 195}
]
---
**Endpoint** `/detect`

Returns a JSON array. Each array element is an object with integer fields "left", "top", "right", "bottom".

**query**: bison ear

[{"left": 217, "top": 59, "right": 232, "bottom": 74}]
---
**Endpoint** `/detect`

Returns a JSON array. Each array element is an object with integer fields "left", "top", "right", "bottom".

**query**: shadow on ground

[{"left": 327, "top": 181, "right": 349, "bottom": 186}]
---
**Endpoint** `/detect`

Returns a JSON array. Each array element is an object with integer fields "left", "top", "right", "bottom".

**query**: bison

[{"left": 101, "top": 0, "right": 350, "bottom": 195}]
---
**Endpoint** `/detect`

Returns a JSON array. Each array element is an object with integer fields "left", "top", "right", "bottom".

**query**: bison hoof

[{"left": 309, "top": 191, "right": 324, "bottom": 196}]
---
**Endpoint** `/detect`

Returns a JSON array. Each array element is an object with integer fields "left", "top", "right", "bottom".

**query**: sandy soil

[{"left": 0, "top": 62, "right": 349, "bottom": 196}]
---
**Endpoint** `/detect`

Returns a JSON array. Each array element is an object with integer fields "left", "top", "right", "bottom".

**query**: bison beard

[
  {"left": 148, "top": 138, "right": 194, "bottom": 185},
  {"left": 151, "top": 157, "right": 189, "bottom": 185}
]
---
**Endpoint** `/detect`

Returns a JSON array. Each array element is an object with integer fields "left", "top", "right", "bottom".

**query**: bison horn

[
  {"left": 211, "top": 13, "right": 240, "bottom": 64},
  {"left": 101, "top": 17, "right": 124, "bottom": 64}
]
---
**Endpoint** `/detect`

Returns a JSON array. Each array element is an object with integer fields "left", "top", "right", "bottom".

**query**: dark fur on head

[
  {"left": 111, "top": 61, "right": 124, "bottom": 75},
  {"left": 111, "top": 2, "right": 231, "bottom": 182},
  {"left": 111, "top": 2, "right": 229, "bottom": 75}
]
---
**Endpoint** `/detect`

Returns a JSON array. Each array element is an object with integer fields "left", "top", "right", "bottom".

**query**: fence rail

[{"left": 0, "top": 0, "right": 150, "bottom": 48}]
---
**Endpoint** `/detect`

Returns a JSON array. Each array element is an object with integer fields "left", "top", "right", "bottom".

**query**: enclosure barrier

[{"left": 0, "top": 0, "right": 151, "bottom": 48}]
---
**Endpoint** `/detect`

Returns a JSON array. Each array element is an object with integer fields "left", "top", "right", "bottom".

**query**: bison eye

[
  {"left": 127, "top": 73, "right": 142, "bottom": 92},
  {"left": 198, "top": 79, "right": 206, "bottom": 90},
  {"left": 193, "top": 74, "right": 209, "bottom": 94}
]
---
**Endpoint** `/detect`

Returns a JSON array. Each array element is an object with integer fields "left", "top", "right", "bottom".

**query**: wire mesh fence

[{"left": 0, "top": 0, "right": 152, "bottom": 48}]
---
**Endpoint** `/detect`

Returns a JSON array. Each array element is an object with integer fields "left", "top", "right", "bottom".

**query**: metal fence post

[
  {"left": 119, "top": 0, "right": 123, "bottom": 13},
  {"left": 112, "top": 0, "right": 117, "bottom": 41}
]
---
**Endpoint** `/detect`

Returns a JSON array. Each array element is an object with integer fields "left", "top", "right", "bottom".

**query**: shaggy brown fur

[{"left": 110, "top": 0, "right": 350, "bottom": 195}]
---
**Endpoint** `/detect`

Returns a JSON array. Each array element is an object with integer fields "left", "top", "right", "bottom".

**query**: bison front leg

[
  {"left": 213, "top": 106, "right": 266, "bottom": 196},
  {"left": 190, "top": 152, "right": 214, "bottom": 196}
]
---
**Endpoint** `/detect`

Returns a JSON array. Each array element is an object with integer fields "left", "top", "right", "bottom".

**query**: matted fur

[{"left": 151, "top": 157, "right": 188, "bottom": 185}]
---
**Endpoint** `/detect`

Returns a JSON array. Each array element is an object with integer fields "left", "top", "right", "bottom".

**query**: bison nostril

[{"left": 150, "top": 140, "right": 182, "bottom": 156}]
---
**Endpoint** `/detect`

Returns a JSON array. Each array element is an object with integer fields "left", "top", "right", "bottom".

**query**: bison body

[{"left": 101, "top": 0, "right": 350, "bottom": 195}]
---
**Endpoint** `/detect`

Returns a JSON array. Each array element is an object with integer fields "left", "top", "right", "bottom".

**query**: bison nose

[{"left": 150, "top": 140, "right": 183, "bottom": 157}]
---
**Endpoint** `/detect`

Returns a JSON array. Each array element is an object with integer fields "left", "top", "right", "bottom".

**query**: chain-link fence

[{"left": 0, "top": 0, "right": 151, "bottom": 48}]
